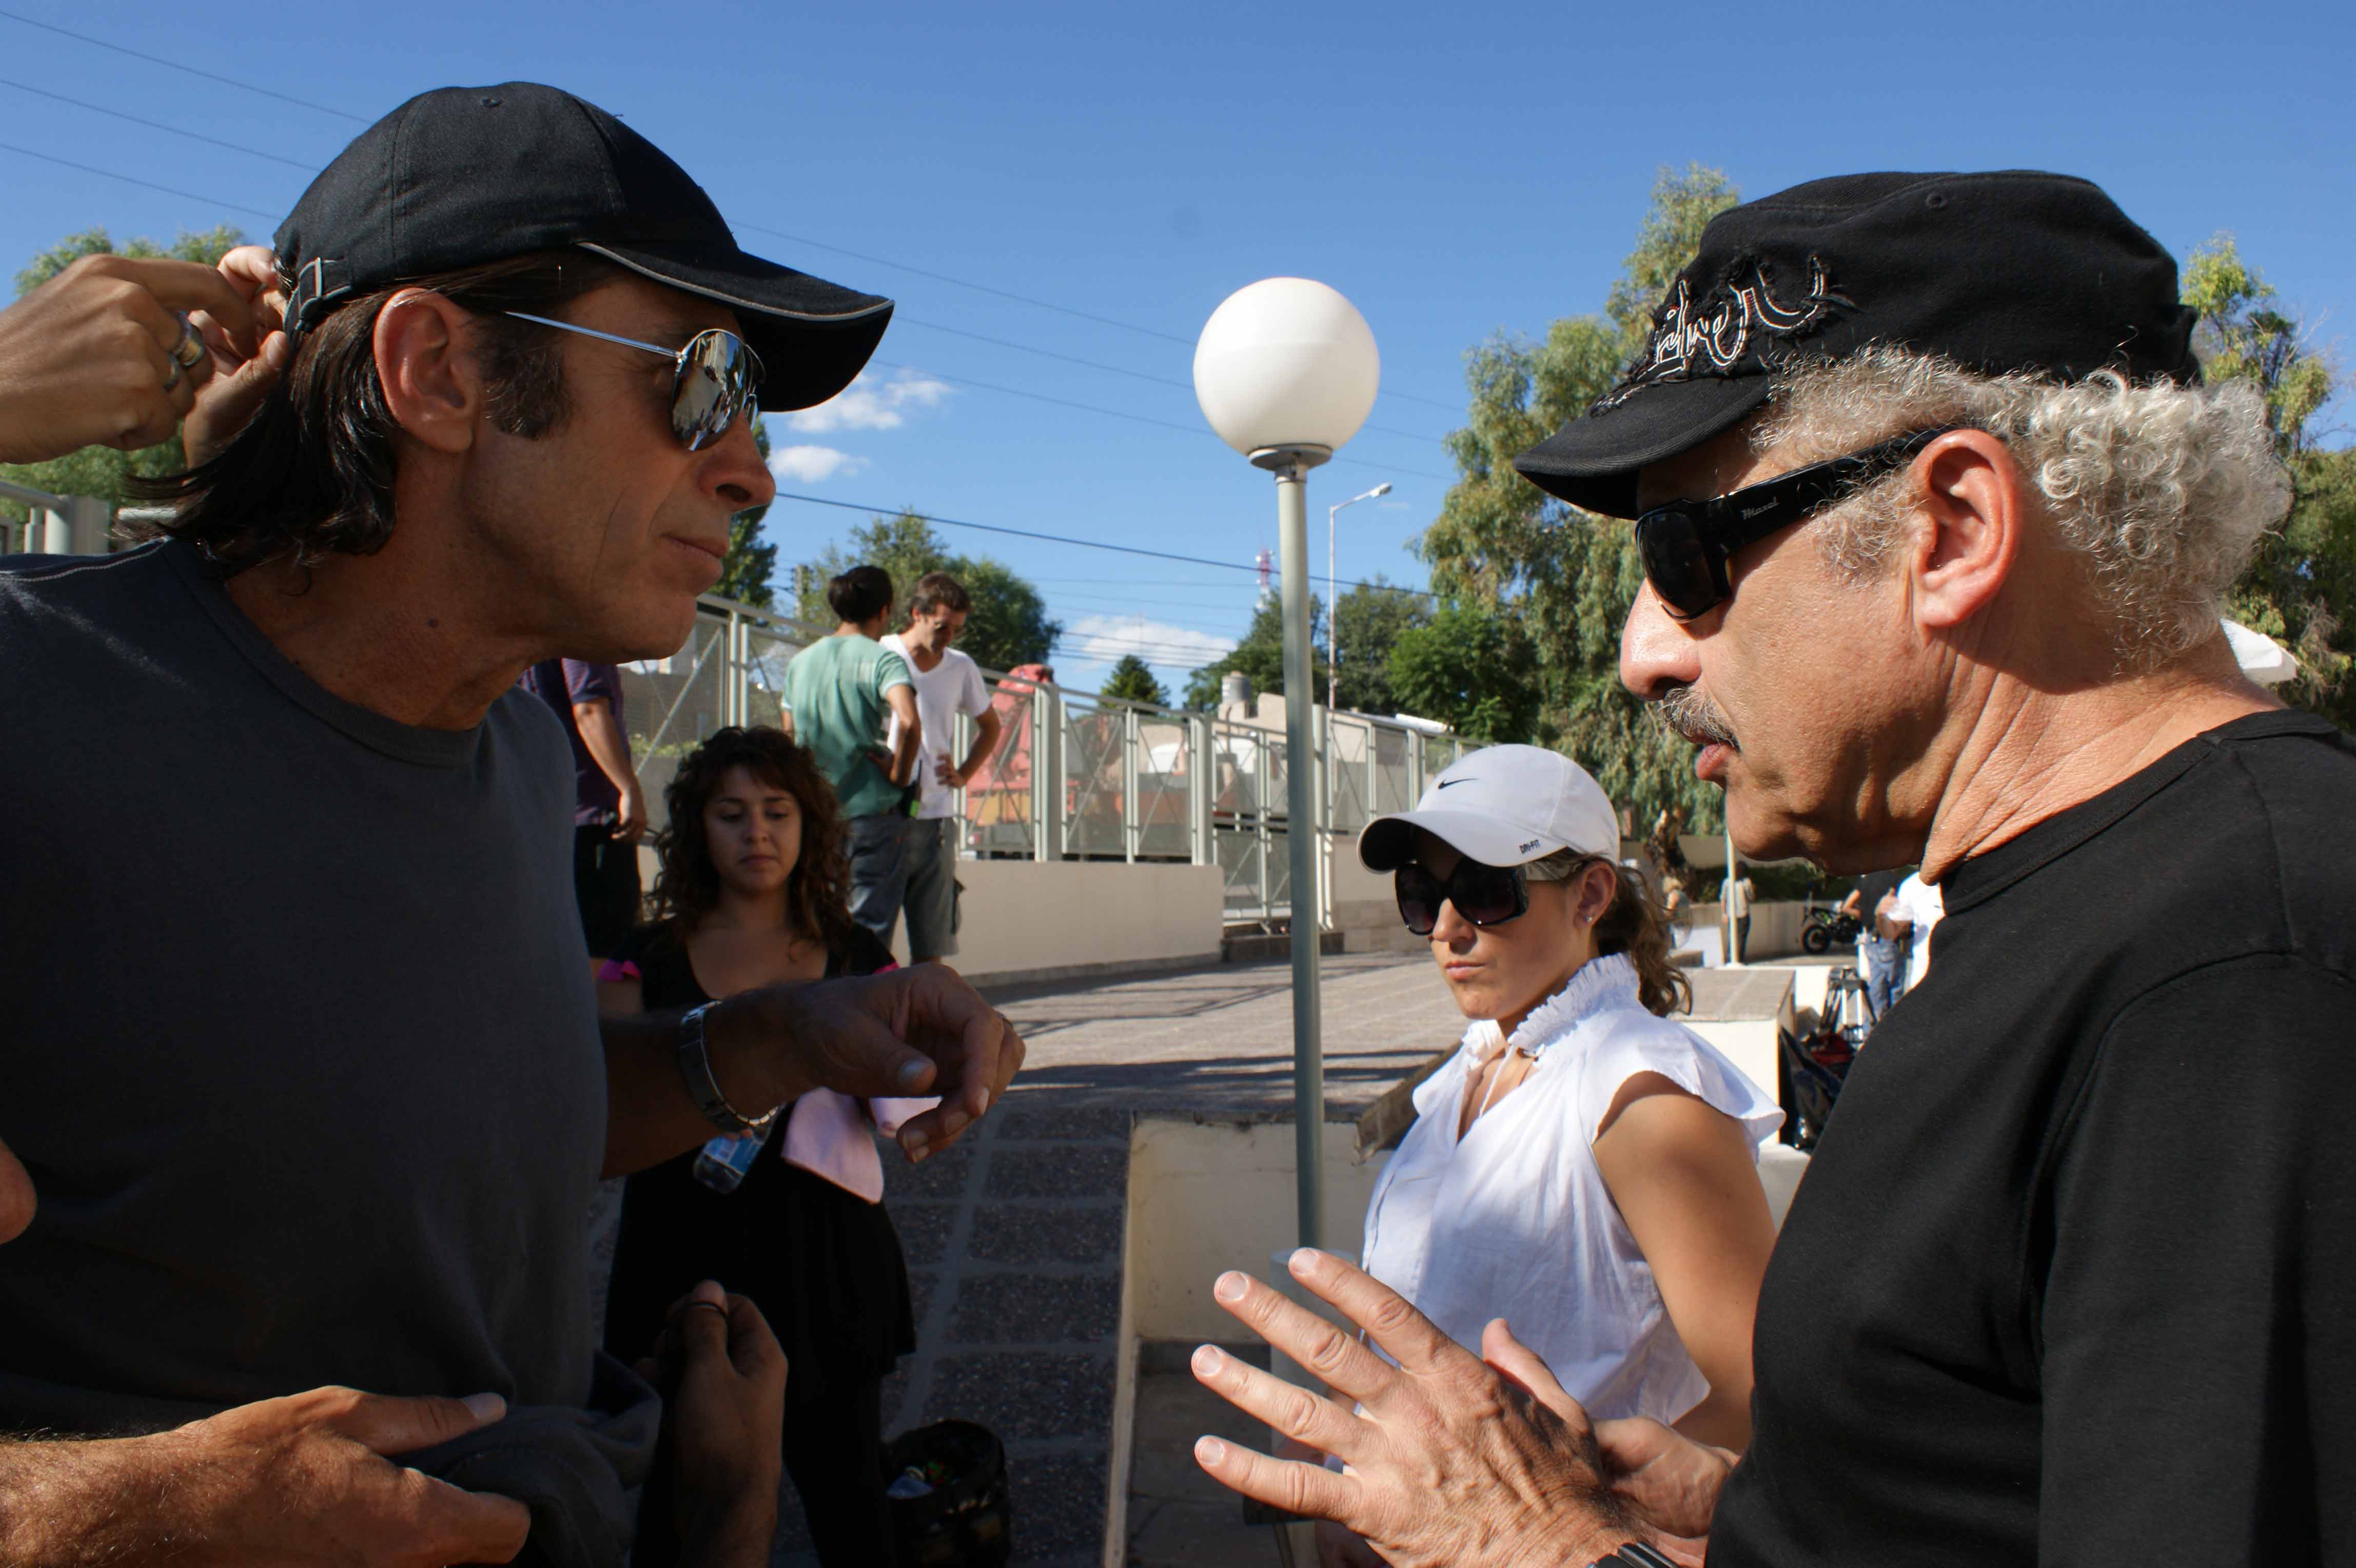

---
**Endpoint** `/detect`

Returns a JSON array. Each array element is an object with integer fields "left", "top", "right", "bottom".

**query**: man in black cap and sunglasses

[
  {"left": 1188, "top": 171, "right": 2356, "bottom": 1566},
  {"left": 0, "top": 83, "right": 1024, "bottom": 1567}
]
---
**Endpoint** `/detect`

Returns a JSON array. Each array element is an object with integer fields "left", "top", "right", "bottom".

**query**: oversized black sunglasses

[
  {"left": 1395, "top": 858, "right": 1529, "bottom": 936},
  {"left": 505, "top": 311, "right": 767, "bottom": 451},
  {"left": 1633, "top": 425, "right": 1962, "bottom": 620}
]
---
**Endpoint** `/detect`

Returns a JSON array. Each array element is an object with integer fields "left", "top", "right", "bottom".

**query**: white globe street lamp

[{"left": 1193, "top": 278, "right": 1381, "bottom": 1252}]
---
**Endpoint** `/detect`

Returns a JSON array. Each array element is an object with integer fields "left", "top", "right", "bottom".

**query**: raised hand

[
  {"left": 714, "top": 961, "right": 1025, "bottom": 1161},
  {"left": 1482, "top": 1318, "right": 1734, "bottom": 1545},
  {"left": 635, "top": 1281, "right": 787, "bottom": 1565},
  {"left": 0, "top": 253, "right": 260, "bottom": 463},
  {"left": 1187, "top": 1248, "right": 1643, "bottom": 1568},
  {"left": 181, "top": 244, "right": 290, "bottom": 466}
]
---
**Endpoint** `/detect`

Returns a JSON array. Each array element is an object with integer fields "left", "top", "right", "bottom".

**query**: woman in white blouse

[{"left": 1350, "top": 744, "right": 1780, "bottom": 1472}]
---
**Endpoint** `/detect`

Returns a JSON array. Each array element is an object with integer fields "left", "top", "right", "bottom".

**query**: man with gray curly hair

[{"left": 1187, "top": 172, "right": 2354, "bottom": 1567}]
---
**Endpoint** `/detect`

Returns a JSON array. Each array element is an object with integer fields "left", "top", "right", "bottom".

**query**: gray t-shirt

[{"left": 0, "top": 542, "right": 612, "bottom": 1435}]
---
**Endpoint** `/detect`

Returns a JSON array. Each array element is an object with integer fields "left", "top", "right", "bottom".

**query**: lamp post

[
  {"left": 1194, "top": 278, "right": 1381, "bottom": 1253},
  {"left": 1327, "top": 483, "right": 1391, "bottom": 712}
]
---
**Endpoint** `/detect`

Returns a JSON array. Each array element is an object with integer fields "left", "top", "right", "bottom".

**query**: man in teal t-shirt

[{"left": 782, "top": 565, "right": 921, "bottom": 940}]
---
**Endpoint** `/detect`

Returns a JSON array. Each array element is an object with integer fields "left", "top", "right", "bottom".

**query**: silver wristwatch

[
  {"left": 1589, "top": 1545, "right": 1676, "bottom": 1568},
  {"left": 676, "top": 1001, "right": 779, "bottom": 1135}
]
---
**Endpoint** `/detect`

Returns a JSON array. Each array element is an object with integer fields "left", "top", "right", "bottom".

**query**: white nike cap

[{"left": 1358, "top": 743, "right": 1620, "bottom": 872}]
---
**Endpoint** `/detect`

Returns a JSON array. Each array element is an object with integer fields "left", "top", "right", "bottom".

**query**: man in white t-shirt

[
  {"left": 1881, "top": 870, "right": 1946, "bottom": 992},
  {"left": 879, "top": 572, "right": 1004, "bottom": 961},
  {"left": 1723, "top": 871, "right": 1756, "bottom": 963}
]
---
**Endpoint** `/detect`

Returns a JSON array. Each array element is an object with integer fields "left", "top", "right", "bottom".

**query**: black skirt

[{"left": 602, "top": 922, "right": 915, "bottom": 1397}]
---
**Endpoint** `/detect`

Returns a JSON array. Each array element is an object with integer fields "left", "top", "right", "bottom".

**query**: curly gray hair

[{"left": 1754, "top": 347, "right": 2290, "bottom": 671}]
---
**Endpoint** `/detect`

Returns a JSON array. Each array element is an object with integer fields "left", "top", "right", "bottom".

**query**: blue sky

[{"left": 6, "top": 0, "right": 2352, "bottom": 693}]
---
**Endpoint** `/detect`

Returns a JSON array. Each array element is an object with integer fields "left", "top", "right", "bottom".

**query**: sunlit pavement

[{"left": 768, "top": 951, "right": 1460, "bottom": 1565}]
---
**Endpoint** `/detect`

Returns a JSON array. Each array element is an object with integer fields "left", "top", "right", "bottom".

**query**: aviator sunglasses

[
  {"left": 1633, "top": 424, "right": 1961, "bottom": 620},
  {"left": 1395, "top": 857, "right": 1531, "bottom": 936},
  {"left": 505, "top": 312, "right": 767, "bottom": 450}
]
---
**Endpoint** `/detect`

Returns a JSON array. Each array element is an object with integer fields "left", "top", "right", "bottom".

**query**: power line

[
  {"left": 733, "top": 221, "right": 1466, "bottom": 414},
  {"left": 768, "top": 487, "right": 1441, "bottom": 601},
  {"left": 0, "top": 141, "right": 279, "bottom": 220},
  {"left": 0, "top": 77, "right": 316, "bottom": 169},
  {"left": 1, "top": 12, "right": 1474, "bottom": 421},
  {"left": 0, "top": 8, "right": 369, "bottom": 123},
  {"left": 863, "top": 359, "right": 1450, "bottom": 483},
  {"left": 896, "top": 315, "right": 1448, "bottom": 447}
]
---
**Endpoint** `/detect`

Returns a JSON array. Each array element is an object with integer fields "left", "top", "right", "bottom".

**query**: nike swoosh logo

[{"left": 1435, "top": 778, "right": 1474, "bottom": 789}]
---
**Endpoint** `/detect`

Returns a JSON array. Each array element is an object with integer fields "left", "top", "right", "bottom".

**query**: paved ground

[
  {"left": 767, "top": 949, "right": 1839, "bottom": 1564},
  {"left": 765, "top": 951, "right": 1462, "bottom": 1565}
]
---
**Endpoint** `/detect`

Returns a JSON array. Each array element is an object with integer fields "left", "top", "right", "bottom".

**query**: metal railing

[{"left": 616, "top": 593, "right": 1472, "bottom": 928}]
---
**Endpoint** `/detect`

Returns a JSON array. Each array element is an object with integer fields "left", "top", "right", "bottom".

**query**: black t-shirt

[
  {"left": 0, "top": 543, "right": 615, "bottom": 1432},
  {"left": 1714, "top": 710, "right": 2356, "bottom": 1565}
]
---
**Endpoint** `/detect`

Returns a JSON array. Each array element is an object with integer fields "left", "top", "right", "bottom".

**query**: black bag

[{"left": 883, "top": 1419, "right": 1012, "bottom": 1567}]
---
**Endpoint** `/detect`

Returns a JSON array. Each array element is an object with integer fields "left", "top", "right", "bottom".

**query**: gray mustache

[{"left": 1651, "top": 686, "right": 1738, "bottom": 750}]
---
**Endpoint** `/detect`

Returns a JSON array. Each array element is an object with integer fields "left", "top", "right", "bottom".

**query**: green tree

[
  {"left": 1328, "top": 578, "right": 1431, "bottom": 715},
  {"left": 2, "top": 225, "right": 247, "bottom": 528},
  {"left": 1099, "top": 653, "right": 1169, "bottom": 707},
  {"left": 1417, "top": 164, "right": 1737, "bottom": 835},
  {"left": 798, "top": 510, "right": 1061, "bottom": 672},
  {"left": 713, "top": 420, "right": 778, "bottom": 607},
  {"left": 1386, "top": 603, "right": 1543, "bottom": 743},
  {"left": 1183, "top": 592, "right": 1327, "bottom": 710},
  {"left": 2182, "top": 235, "right": 2354, "bottom": 726}
]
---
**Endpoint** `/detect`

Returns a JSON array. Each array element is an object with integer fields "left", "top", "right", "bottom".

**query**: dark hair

[
  {"left": 828, "top": 564, "right": 894, "bottom": 623},
  {"left": 1534, "top": 851, "right": 1693, "bottom": 1018},
  {"left": 908, "top": 571, "right": 969, "bottom": 617},
  {"left": 124, "top": 250, "right": 622, "bottom": 573},
  {"left": 648, "top": 726, "right": 857, "bottom": 950}
]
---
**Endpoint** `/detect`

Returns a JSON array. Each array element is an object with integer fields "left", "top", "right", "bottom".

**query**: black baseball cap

[
  {"left": 275, "top": 82, "right": 893, "bottom": 411},
  {"left": 1513, "top": 171, "right": 2201, "bottom": 519}
]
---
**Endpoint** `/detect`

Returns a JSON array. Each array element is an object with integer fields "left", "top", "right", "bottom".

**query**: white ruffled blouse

[{"left": 1359, "top": 953, "right": 1782, "bottom": 1425}]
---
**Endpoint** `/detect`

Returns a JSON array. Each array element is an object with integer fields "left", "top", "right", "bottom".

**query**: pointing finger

[
  {"left": 394, "top": 1466, "right": 533, "bottom": 1565},
  {"left": 678, "top": 1279, "right": 732, "bottom": 1364},
  {"left": 110, "top": 257, "right": 257, "bottom": 356},
  {"left": 1285, "top": 1249, "right": 1465, "bottom": 1382},
  {"left": 1192, "top": 1432, "right": 1357, "bottom": 1524},
  {"left": 1189, "top": 1343, "right": 1364, "bottom": 1463},
  {"left": 332, "top": 1389, "right": 509, "bottom": 1456},
  {"left": 1480, "top": 1317, "right": 1591, "bottom": 1428},
  {"left": 1209, "top": 1268, "right": 1399, "bottom": 1409}
]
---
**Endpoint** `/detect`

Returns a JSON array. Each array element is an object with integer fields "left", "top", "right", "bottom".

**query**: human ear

[
  {"left": 373, "top": 289, "right": 482, "bottom": 456},
  {"left": 1575, "top": 863, "right": 1618, "bottom": 928},
  {"left": 1907, "top": 429, "right": 2024, "bottom": 634}
]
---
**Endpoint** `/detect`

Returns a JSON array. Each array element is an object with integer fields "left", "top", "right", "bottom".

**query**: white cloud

[
  {"left": 787, "top": 368, "right": 954, "bottom": 434},
  {"left": 1064, "top": 614, "right": 1234, "bottom": 671},
  {"left": 766, "top": 444, "right": 868, "bottom": 484}
]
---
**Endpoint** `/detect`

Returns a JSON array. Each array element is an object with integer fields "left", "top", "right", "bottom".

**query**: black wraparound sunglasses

[
  {"left": 1634, "top": 425, "right": 1962, "bottom": 620},
  {"left": 1395, "top": 858, "right": 1529, "bottom": 936},
  {"left": 506, "top": 311, "right": 767, "bottom": 451}
]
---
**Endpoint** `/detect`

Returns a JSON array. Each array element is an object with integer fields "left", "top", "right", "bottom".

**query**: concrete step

[{"left": 1219, "top": 930, "right": 1344, "bottom": 964}]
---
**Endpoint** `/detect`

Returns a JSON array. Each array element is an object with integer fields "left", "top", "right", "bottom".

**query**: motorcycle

[{"left": 1800, "top": 903, "right": 1862, "bottom": 955}]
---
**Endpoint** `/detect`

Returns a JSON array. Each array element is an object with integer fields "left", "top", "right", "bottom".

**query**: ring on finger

[
  {"left": 685, "top": 1299, "right": 729, "bottom": 1317},
  {"left": 162, "top": 356, "right": 183, "bottom": 391},
  {"left": 171, "top": 313, "right": 207, "bottom": 369}
]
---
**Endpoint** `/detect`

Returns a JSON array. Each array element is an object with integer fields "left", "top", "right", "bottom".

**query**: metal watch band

[
  {"left": 675, "top": 1002, "right": 775, "bottom": 1135},
  {"left": 1592, "top": 1544, "right": 1677, "bottom": 1568}
]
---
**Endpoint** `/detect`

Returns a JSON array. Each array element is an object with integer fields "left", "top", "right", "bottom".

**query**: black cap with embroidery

[
  {"left": 1512, "top": 170, "right": 2200, "bottom": 519},
  {"left": 274, "top": 82, "right": 893, "bottom": 411}
]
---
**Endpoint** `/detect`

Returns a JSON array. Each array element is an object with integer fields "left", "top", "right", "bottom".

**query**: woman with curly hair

[{"left": 600, "top": 726, "right": 922, "bottom": 1564}]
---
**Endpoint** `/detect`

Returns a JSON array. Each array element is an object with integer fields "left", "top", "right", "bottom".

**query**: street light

[
  {"left": 1194, "top": 278, "right": 1381, "bottom": 1252},
  {"left": 1327, "top": 483, "right": 1391, "bottom": 710}
]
